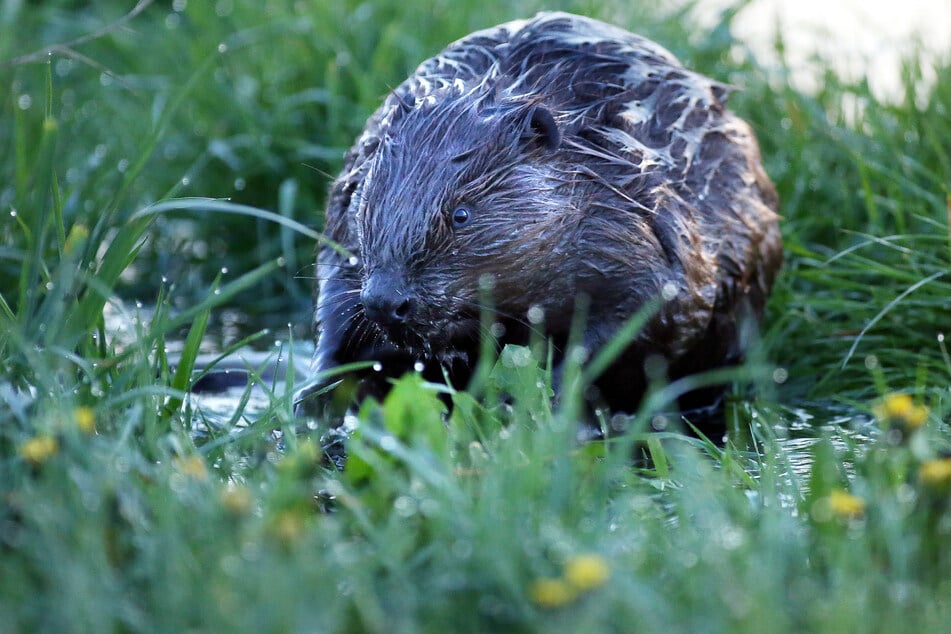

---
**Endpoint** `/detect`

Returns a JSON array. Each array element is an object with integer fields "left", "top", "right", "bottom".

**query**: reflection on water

[{"left": 776, "top": 402, "right": 876, "bottom": 480}]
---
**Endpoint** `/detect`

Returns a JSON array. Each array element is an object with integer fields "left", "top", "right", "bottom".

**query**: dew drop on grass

[
  {"left": 372, "top": 362, "right": 383, "bottom": 372},
  {"left": 234, "top": 177, "right": 245, "bottom": 190},
  {"left": 413, "top": 361, "right": 425, "bottom": 372},
  {"left": 348, "top": 256, "right": 359, "bottom": 266},
  {"left": 217, "top": 43, "right": 228, "bottom": 54},
  {"left": 864, "top": 354, "right": 879, "bottom": 369},
  {"left": 662, "top": 281, "right": 679, "bottom": 300},
  {"left": 527, "top": 304, "right": 544, "bottom": 324},
  {"left": 135, "top": 301, "right": 143, "bottom": 308},
  {"left": 276, "top": 256, "right": 286, "bottom": 267},
  {"left": 213, "top": 289, "right": 221, "bottom": 295},
  {"left": 379, "top": 434, "right": 397, "bottom": 451},
  {"left": 181, "top": 176, "right": 190, "bottom": 186},
  {"left": 772, "top": 367, "right": 788, "bottom": 384},
  {"left": 938, "top": 333, "right": 945, "bottom": 343},
  {"left": 220, "top": 267, "right": 228, "bottom": 274},
  {"left": 9, "top": 209, "right": 16, "bottom": 217},
  {"left": 17, "top": 94, "right": 31, "bottom": 110},
  {"left": 117, "top": 159, "right": 129, "bottom": 173}
]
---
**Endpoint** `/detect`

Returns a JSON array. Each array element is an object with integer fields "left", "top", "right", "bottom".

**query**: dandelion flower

[
  {"left": 826, "top": 489, "right": 866, "bottom": 519},
  {"left": 919, "top": 458, "right": 951, "bottom": 487},
  {"left": 564, "top": 554, "right": 611, "bottom": 591},
  {"left": 529, "top": 578, "right": 578, "bottom": 608},
  {"left": 176, "top": 455, "right": 208, "bottom": 480},
  {"left": 74, "top": 406, "right": 95, "bottom": 433},
  {"left": 20, "top": 435, "right": 58, "bottom": 464},
  {"left": 220, "top": 486, "right": 254, "bottom": 515},
  {"left": 874, "top": 393, "right": 929, "bottom": 430},
  {"left": 270, "top": 510, "right": 306, "bottom": 544}
]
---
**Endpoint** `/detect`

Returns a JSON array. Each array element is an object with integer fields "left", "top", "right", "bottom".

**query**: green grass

[{"left": 2, "top": 1, "right": 951, "bottom": 631}]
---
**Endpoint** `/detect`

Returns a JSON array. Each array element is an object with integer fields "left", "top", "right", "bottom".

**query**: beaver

[{"left": 297, "top": 12, "right": 782, "bottom": 424}]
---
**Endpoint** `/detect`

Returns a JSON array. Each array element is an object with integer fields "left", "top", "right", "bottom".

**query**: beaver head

[{"left": 352, "top": 87, "right": 568, "bottom": 357}]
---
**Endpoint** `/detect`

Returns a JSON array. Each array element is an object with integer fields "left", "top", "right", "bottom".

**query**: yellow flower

[
  {"left": 563, "top": 554, "right": 611, "bottom": 591},
  {"left": 874, "top": 393, "right": 929, "bottom": 430},
  {"left": 20, "top": 435, "right": 59, "bottom": 464},
  {"left": 529, "top": 578, "right": 578, "bottom": 608},
  {"left": 74, "top": 406, "right": 95, "bottom": 433},
  {"left": 919, "top": 458, "right": 951, "bottom": 486},
  {"left": 269, "top": 510, "right": 306, "bottom": 544},
  {"left": 175, "top": 455, "right": 208, "bottom": 480},
  {"left": 220, "top": 485, "right": 254, "bottom": 515},
  {"left": 826, "top": 489, "right": 866, "bottom": 519}
]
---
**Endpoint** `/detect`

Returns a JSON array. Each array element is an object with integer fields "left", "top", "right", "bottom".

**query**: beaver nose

[{"left": 361, "top": 273, "right": 416, "bottom": 327}]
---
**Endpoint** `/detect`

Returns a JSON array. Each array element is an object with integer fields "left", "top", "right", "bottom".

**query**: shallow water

[{"left": 171, "top": 322, "right": 875, "bottom": 483}]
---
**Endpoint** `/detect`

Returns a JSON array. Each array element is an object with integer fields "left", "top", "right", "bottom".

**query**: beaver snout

[{"left": 360, "top": 271, "right": 417, "bottom": 328}]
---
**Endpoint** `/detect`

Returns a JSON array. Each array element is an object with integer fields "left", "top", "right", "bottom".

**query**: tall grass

[{"left": 2, "top": 1, "right": 950, "bottom": 632}]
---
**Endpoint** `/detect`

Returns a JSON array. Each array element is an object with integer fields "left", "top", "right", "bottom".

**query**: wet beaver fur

[{"left": 298, "top": 12, "right": 782, "bottom": 424}]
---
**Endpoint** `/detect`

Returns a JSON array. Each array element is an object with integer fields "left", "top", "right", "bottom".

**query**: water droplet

[
  {"left": 372, "top": 362, "right": 383, "bottom": 372},
  {"left": 233, "top": 177, "right": 245, "bottom": 190},
  {"left": 772, "top": 368, "right": 788, "bottom": 384},
  {"left": 181, "top": 176, "right": 190, "bottom": 186},
  {"left": 864, "top": 354, "right": 879, "bottom": 370},
  {"left": 348, "top": 256, "right": 359, "bottom": 266},
  {"left": 173, "top": 0, "right": 187, "bottom": 10},
  {"left": 570, "top": 345, "right": 589, "bottom": 364},
  {"left": 9, "top": 209, "right": 17, "bottom": 218},
  {"left": 94, "top": 144, "right": 107, "bottom": 159},
  {"left": 661, "top": 282, "right": 679, "bottom": 300},
  {"left": 117, "top": 159, "right": 129, "bottom": 173},
  {"left": 490, "top": 322, "right": 506, "bottom": 338},
  {"left": 161, "top": 276, "right": 168, "bottom": 284},
  {"left": 413, "top": 361, "right": 425, "bottom": 372},
  {"left": 938, "top": 333, "right": 945, "bottom": 343},
  {"left": 276, "top": 257, "right": 286, "bottom": 267},
  {"left": 45, "top": 282, "right": 54, "bottom": 291},
  {"left": 217, "top": 43, "right": 228, "bottom": 54},
  {"left": 220, "top": 267, "right": 229, "bottom": 274},
  {"left": 17, "top": 94, "right": 32, "bottom": 110},
  {"left": 213, "top": 289, "right": 221, "bottom": 295},
  {"left": 527, "top": 304, "right": 545, "bottom": 324},
  {"left": 99, "top": 73, "right": 113, "bottom": 87},
  {"left": 165, "top": 13, "right": 181, "bottom": 29}
]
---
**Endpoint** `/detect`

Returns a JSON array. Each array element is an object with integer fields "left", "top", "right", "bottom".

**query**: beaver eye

[{"left": 451, "top": 206, "right": 471, "bottom": 227}]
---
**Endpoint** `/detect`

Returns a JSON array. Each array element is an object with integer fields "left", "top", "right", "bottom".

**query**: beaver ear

[{"left": 523, "top": 105, "right": 561, "bottom": 151}]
